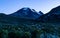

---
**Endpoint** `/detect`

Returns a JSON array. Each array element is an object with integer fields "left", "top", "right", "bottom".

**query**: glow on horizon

[{"left": 0, "top": 0, "right": 60, "bottom": 14}]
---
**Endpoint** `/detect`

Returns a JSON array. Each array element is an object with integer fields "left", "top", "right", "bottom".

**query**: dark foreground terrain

[{"left": 0, "top": 22, "right": 60, "bottom": 38}]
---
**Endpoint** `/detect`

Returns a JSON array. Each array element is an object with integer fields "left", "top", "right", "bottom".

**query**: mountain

[
  {"left": 0, "top": 7, "right": 44, "bottom": 25},
  {"left": 1, "top": 6, "right": 60, "bottom": 23},
  {"left": 38, "top": 6, "right": 60, "bottom": 22},
  {"left": 10, "top": 7, "right": 43, "bottom": 20}
]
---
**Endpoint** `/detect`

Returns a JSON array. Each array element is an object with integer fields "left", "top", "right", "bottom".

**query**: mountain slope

[
  {"left": 10, "top": 7, "right": 43, "bottom": 19},
  {"left": 38, "top": 6, "right": 60, "bottom": 22}
]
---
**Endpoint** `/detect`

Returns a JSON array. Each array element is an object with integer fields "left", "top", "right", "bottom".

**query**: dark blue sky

[{"left": 0, "top": 0, "right": 60, "bottom": 14}]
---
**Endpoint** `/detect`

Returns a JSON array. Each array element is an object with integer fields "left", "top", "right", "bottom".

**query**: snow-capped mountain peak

[
  {"left": 21, "top": 7, "right": 30, "bottom": 10},
  {"left": 10, "top": 7, "right": 43, "bottom": 19}
]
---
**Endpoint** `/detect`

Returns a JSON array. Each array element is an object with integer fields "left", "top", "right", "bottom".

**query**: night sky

[{"left": 0, "top": 0, "right": 60, "bottom": 14}]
